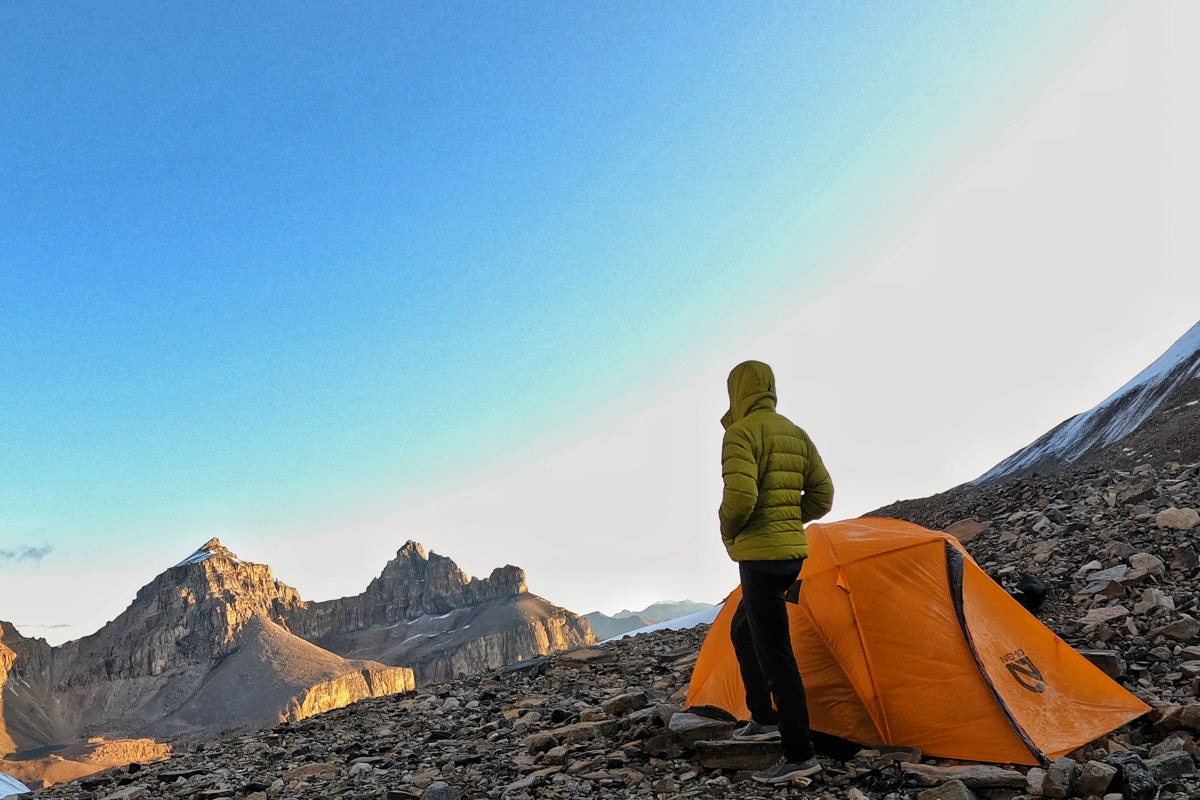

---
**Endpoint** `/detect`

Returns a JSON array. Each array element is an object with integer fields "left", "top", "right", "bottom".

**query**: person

[{"left": 718, "top": 360, "right": 834, "bottom": 785}]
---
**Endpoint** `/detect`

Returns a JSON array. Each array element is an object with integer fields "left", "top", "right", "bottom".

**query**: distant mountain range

[
  {"left": 584, "top": 600, "right": 715, "bottom": 641},
  {"left": 0, "top": 539, "right": 592, "bottom": 789}
]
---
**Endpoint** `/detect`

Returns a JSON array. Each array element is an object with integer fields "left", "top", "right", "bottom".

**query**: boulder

[
  {"left": 667, "top": 713, "right": 735, "bottom": 747},
  {"left": 946, "top": 519, "right": 986, "bottom": 543},
  {"left": 899, "top": 762, "right": 1026, "bottom": 789},
  {"left": 916, "top": 779, "right": 980, "bottom": 800},
  {"left": 1151, "top": 614, "right": 1200, "bottom": 643},
  {"left": 1078, "top": 649, "right": 1127, "bottom": 678},
  {"left": 694, "top": 739, "right": 780, "bottom": 770},
  {"left": 1148, "top": 750, "right": 1195, "bottom": 782},
  {"left": 1043, "top": 756, "right": 1077, "bottom": 799},
  {"left": 1075, "top": 760, "right": 1118, "bottom": 798},
  {"left": 1157, "top": 508, "right": 1200, "bottom": 530}
]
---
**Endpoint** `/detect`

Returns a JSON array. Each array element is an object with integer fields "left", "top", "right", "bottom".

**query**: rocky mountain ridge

[
  {"left": 977, "top": 321, "right": 1200, "bottom": 483},
  {"left": 1, "top": 539, "right": 592, "bottom": 791},
  {"left": 1, "top": 538, "right": 414, "bottom": 751},
  {"left": 283, "top": 541, "right": 591, "bottom": 684},
  {"left": 288, "top": 542, "right": 527, "bottom": 641}
]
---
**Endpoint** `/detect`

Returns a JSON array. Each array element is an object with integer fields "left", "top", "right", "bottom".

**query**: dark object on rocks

[
  {"left": 683, "top": 704, "right": 737, "bottom": 723},
  {"left": 156, "top": 770, "right": 208, "bottom": 783},
  {"left": 866, "top": 767, "right": 912, "bottom": 795},
  {"left": 1104, "top": 750, "right": 1160, "bottom": 800},
  {"left": 502, "top": 657, "right": 549, "bottom": 677},
  {"left": 1012, "top": 574, "right": 1048, "bottom": 613},
  {"left": 813, "top": 730, "right": 865, "bottom": 760}
]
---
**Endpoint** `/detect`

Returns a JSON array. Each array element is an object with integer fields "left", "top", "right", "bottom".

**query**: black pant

[{"left": 730, "top": 561, "right": 813, "bottom": 762}]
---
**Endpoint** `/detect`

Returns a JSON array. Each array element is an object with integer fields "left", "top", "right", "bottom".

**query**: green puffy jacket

[{"left": 719, "top": 360, "right": 834, "bottom": 561}]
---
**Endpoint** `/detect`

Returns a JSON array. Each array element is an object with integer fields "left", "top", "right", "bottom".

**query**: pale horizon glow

[{"left": 1, "top": 2, "right": 1197, "bottom": 644}]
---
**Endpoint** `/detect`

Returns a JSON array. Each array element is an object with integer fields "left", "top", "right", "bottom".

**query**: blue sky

[{"left": 2, "top": 2, "right": 1197, "bottom": 643}]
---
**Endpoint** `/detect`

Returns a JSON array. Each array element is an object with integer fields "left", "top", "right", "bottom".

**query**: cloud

[{"left": 0, "top": 544, "right": 54, "bottom": 563}]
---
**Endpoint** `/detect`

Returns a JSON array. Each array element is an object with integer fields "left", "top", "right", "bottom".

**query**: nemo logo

[{"left": 1002, "top": 650, "right": 1045, "bottom": 693}]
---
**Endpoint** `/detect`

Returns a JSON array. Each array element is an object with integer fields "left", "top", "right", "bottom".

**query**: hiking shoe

[
  {"left": 732, "top": 720, "right": 781, "bottom": 741},
  {"left": 752, "top": 755, "right": 822, "bottom": 784}
]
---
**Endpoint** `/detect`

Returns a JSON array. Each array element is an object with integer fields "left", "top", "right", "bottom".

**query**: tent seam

[{"left": 945, "top": 541, "right": 1049, "bottom": 767}]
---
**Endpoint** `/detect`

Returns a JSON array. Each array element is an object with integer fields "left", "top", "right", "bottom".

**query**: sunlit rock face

[
  {"left": 56, "top": 538, "right": 308, "bottom": 683},
  {"left": 0, "top": 736, "right": 171, "bottom": 791},
  {"left": 0, "top": 538, "right": 415, "bottom": 784},
  {"left": 0, "top": 621, "right": 59, "bottom": 753},
  {"left": 285, "top": 541, "right": 595, "bottom": 684},
  {"left": 282, "top": 665, "right": 415, "bottom": 722},
  {"left": 288, "top": 541, "right": 528, "bottom": 637},
  {"left": 0, "top": 627, "right": 17, "bottom": 756},
  {"left": 0, "top": 537, "right": 588, "bottom": 789}
]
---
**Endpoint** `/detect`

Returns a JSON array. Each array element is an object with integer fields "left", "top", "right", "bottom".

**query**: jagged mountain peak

[
  {"left": 372, "top": 541, "right": 525, "bottom": 593},
  {"left": 198, "top": 536, "right": 223, "bottom": 552},
  {"left": 396, "top": 540, "right": 426, "bottom": 559},
  {"left": 173, "top": 537, "right": 238, "bottom": 568},
  {"left": 360, "top": 541, "right": 526, "bottom": 612},
  {"left": 65, "top": 540, "right": 309, "bottom": 682},
  {"left": 285, "top": 543, "right": 550, "bottom": 672}
]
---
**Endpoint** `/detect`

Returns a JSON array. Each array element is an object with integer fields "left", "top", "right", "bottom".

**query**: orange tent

[{"left": 686, "top": 517, "right": 1149, "bottom": 765}]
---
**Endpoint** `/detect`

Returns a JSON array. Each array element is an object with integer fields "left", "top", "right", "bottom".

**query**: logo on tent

[{"left": 1002, "top": 650, "right": 1045, "bottom": 693}]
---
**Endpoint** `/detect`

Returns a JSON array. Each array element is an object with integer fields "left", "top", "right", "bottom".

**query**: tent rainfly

[{"left": 686, "top": 517, "right": 1150, "bottom": 765}]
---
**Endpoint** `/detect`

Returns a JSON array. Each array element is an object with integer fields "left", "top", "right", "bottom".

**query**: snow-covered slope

[
  {"left": 976, "top": 320, "right": 1200, "bottom": 484},
  {"left": 0, "top": 772, "right": 28, "bottom": 799},
  {"left": 604, "top": 604, "right": 722, "bottom": 642},
  {"left": 171, "top": 537, "right": 230, "bottom": 568}
]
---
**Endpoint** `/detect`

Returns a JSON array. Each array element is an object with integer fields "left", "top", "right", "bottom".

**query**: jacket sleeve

[
  {"left": 719, "top": 427, "right": 758, "bottom": 542},
  {"left": 799, "top": 439, "right": 834, "bottom": 523}
]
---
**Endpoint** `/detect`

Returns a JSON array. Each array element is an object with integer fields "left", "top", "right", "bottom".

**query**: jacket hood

[{"left": 721, "top": 360, "right": 777, "bottom": 430}]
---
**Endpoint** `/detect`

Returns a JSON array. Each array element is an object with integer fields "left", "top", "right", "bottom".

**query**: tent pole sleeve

[{"left": 945, "top": 542, "right": 1049, "bottom": 767}]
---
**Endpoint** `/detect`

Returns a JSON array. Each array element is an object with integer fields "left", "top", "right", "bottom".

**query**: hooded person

[{"left": 719, "top": 360, "right": 834, "bottom": 784}]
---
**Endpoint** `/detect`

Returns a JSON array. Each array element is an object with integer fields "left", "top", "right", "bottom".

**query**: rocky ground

[{"left": 16, "top": 459, "right": 1200, "bottom": 800}]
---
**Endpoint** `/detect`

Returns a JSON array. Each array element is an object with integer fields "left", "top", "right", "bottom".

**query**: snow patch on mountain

[
  {"left": 173, "top": 549, "right": 215, "bottom": 568},
  {"left": 172, "top": 538, "right": 237, "bottom": 569},
  {"left": 976, "top": 321, "right": 1200, "bottom": 484}
]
